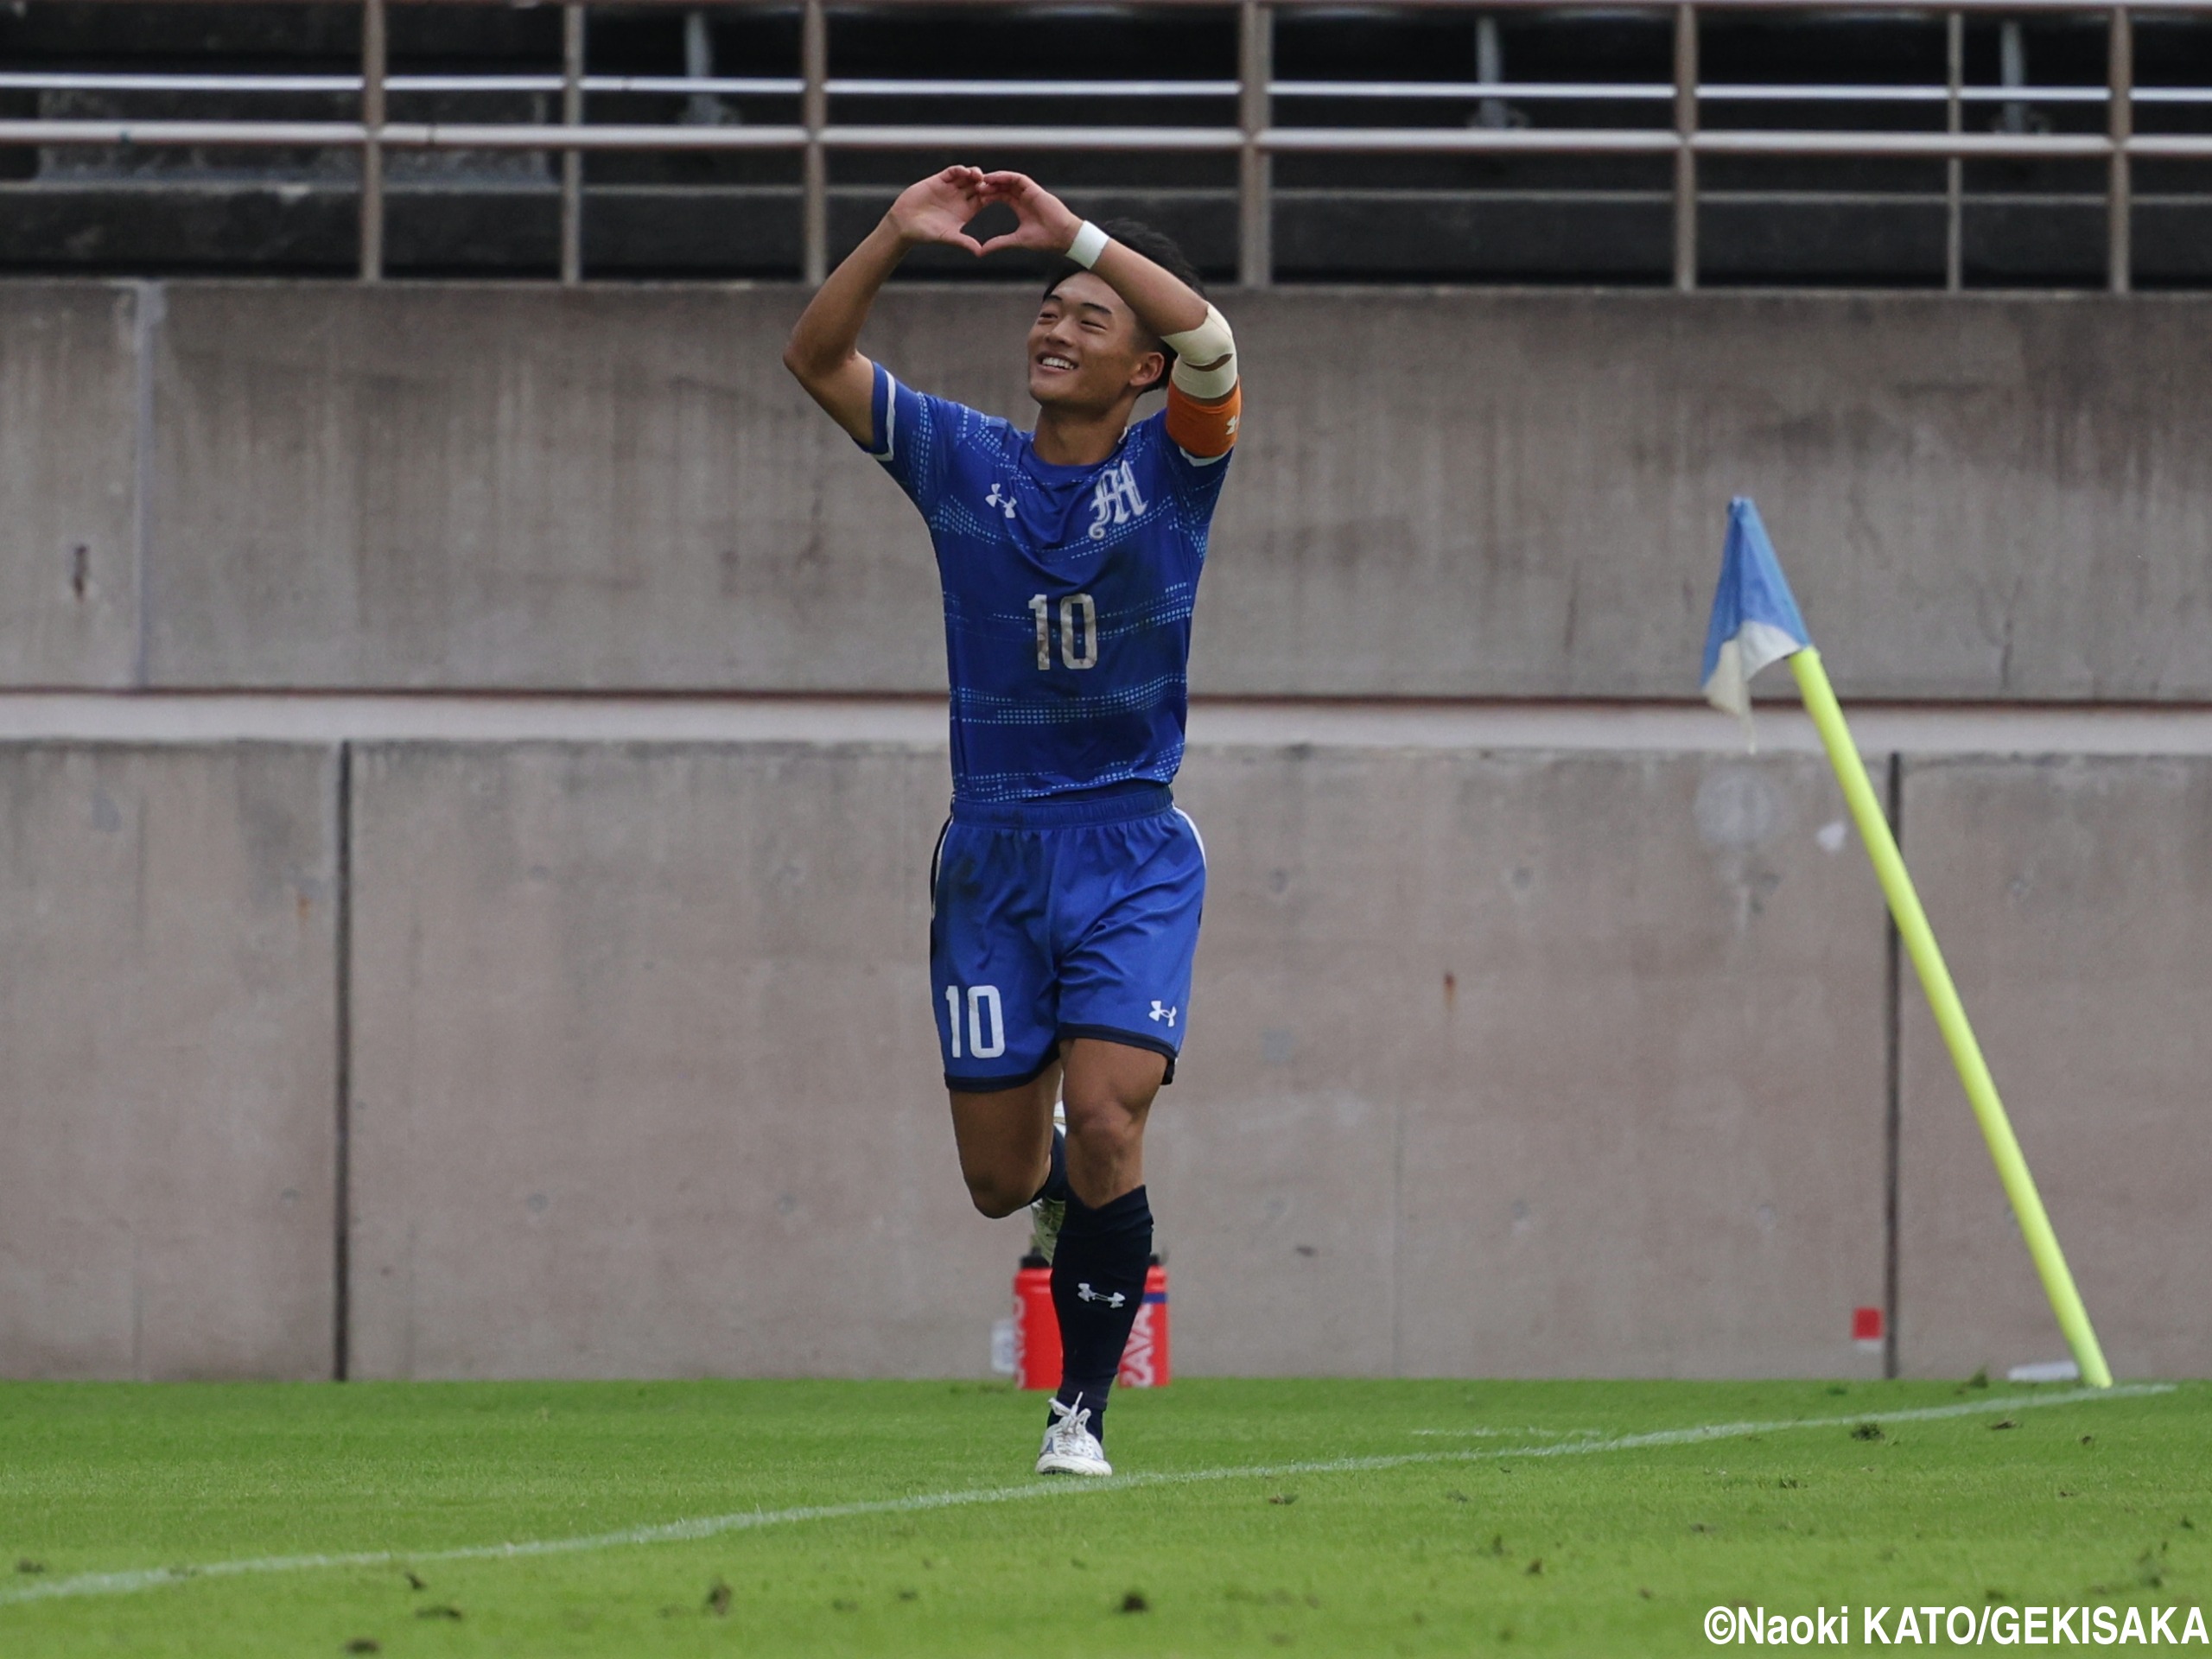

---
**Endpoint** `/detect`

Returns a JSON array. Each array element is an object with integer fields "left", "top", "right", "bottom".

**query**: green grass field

[{"left": 2, "top": 1376, "right": 2203, "bottom": 1656}]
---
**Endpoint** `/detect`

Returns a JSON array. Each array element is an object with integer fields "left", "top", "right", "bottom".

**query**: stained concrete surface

[
  {"left": 345, "top": 739, "right": 1888, "bottom": 1378},
  {"left": 0, "top": 284, "right": 141, "bottom": 688},
  {"left": 3, "top": 730, "right": 2202, "bottom": 1379},
  {"left": 143, "top": 284, "right": 986, "bottom": 691},
  {"left": 1, "top": 282, "right": 2185, "bottom": 700},
  {"left": 1165, "top": 747, "right": 1890, "bottom": 1378},
  {"left": 343, "top": 740, "right": 1031, "bottom": 1379},
  {"left": 1896, "top": 755, "right": 2212, "bottom": 1379},
  {"left": 1211, "top": 292, "right": 2212, "bottom": 702},
  {"left": 0, "top": 743, "right": 340, "bottom": 1379}
]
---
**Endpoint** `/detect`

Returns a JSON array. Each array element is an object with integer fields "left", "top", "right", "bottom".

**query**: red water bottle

[
  {"left": 1014, "top": 1254, "right": 1059, "bottom": 1391},
  {"left": 1118, "top": 1262, "right": 1172, "bottom": 1388},
  {"left": 1012, "top": 1255, "right": 1170, "bottom": 1390}
]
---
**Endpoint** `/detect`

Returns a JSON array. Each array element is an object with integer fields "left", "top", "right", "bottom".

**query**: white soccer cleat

[{"left": 1036, "top": 1397, "right": 1112, "bottom": 1478}]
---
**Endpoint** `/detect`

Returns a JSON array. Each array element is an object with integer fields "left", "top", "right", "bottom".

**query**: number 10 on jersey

[
  {"left": 1029, "top": 593, "right": 1098, "bottom": 671},
  {"left": 945, "top": 984, "right": 1006, "bottom": 1059}
]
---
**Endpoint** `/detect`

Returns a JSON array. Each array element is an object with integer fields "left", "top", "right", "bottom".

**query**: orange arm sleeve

[{"left": 1165, "top": 381, "right": 1242, "bottom": 460}]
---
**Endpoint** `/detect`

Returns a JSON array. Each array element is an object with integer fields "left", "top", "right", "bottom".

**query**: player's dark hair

[{"left": 1044, "top": 219, "right": 1203, "bottom": 395}]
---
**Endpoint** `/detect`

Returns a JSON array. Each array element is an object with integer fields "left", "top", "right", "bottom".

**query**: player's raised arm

[
  {"left": 782, "top": 166, "right": 992, "bottom": 443},
  {"left": 977, "top": 171, "right": 1241, "bottom": 457}
]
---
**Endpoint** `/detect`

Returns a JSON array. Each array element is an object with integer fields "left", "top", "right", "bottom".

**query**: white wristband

[{"left": 1065, "top": 220, "right": 1109, "bottom": 269}]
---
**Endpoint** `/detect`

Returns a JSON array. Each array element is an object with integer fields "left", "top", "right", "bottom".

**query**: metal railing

[{"left": 4, "top": 0, "right": 2210, "bottom": 291}]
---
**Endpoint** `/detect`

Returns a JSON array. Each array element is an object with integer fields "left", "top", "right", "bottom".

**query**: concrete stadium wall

[
  {"left": 0, "top": 286, "right": 139, "bottom": 689},
  {"left": 3, "top": 273, "right": 2207, "bottom": 1382},
  {"left": 9, "top": 726, "right": 2205, "bottom": 1382},
  {"left": 1896, "top": 755, "right": 2212, "bottom": 1381},
  {"left": 340, "top": 740, "right": 1887, "bottom": 1382},
  {"left": 3, "top": 281, "right": 2209, "bottom": 698},
  {"left": 1164, "top": 747, "right": 1891, "bottom": 1379},
  {"left": 342, "top": 739, "right": 1011, "bottom": 1379},
  {"left": 0, "top": 742, "right": 340, "bottom": 1380}
]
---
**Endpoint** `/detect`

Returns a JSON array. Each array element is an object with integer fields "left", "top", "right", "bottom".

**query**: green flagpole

[{"left": 1786, "top": 648, "right": 2112, "bottom": 1389}]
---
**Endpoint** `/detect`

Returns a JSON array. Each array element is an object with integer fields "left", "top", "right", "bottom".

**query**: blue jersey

[{"left": 862, "top": 364, "right": 1235, "bottom": 806}]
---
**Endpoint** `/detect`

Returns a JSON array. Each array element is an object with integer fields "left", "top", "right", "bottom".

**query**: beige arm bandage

[{"left": 1162, "top": 304, "right": 1237, "bottom": 402}]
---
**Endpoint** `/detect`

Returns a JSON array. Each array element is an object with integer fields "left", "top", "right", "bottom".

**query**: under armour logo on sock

[
  {"left": 1149, "top": 1001, "right": 1177, "bottom": 1027},
  {"left": 1075, "top": 1282, "right": 1127, "bottom": 1309}
]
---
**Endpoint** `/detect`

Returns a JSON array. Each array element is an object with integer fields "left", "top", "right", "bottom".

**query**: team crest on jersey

[{"left": 1087, "top": 461, "right": 1148, "bottom": 541}]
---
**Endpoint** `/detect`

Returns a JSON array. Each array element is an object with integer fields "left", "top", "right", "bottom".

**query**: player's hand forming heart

[
  {"left": 975, "top": 172, "right": 1084, "bottom": 257},
  {"left": 886, "top": 166, "right": 994, "bottom": 254}
]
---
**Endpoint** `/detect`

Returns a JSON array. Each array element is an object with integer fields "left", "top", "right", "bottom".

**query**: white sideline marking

[{"left": 0, "top": 1384, "right": 2172, "bottom": 1611}]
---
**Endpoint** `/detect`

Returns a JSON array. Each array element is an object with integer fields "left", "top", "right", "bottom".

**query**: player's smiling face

[{"left": 1028, "top": 273, "right": 1167, "bottom": 416}]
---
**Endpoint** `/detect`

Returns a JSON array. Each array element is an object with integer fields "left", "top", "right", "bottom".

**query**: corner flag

[
  {"left": 1700, "top": 497, "right": 1810, "bottom": 726},
  {"left": 1698, "top": 499, "right": 2114, "bottom": 1390}
]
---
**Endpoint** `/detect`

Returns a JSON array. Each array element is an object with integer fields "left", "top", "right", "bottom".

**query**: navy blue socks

[{"left": 1048, "top": 1184, "right": 1154, "bottom": 1440}]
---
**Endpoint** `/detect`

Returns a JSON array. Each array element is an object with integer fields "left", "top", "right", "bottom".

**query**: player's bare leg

[
  {"left": 946, "top": 1038, "right": 1160, "bottom": 1212},
  {"left": 947, "top": 1068, "right": 1060, "bottom": 1219},
  {"left": 1059, "top": 1037, "right": 1164, "bottom": 1205},
  {"left": 949, "top": 1063, "right": 1072, "bottom": 1268}
]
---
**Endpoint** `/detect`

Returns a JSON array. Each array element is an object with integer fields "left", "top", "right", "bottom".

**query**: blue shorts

[{"left": 930, "top": 784, "right": 1207, "bottom": 1093}]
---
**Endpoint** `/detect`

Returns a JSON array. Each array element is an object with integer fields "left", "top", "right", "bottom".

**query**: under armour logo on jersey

[
  {"left": 984, "top": 482, "right": 1018, "bottom": 519},
  {"left": 1149, "top": 1001, "right": 1178, "bottom": 1027},
  {"left": 1086, "top": 461, "right": 1148, "bottom": 541},
  {"left": 1076, "top": 1282, "right": 1128, "bottom": 1309}
]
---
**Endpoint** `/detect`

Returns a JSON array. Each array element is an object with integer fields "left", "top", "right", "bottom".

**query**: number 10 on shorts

[{"left": 944, "top": 985, "right": 1006, "bottom": 1059}]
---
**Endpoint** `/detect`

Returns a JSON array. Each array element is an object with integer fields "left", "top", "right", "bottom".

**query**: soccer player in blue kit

[{"left": 784, "top": 166, "right": 1240, "bottom": 1477}]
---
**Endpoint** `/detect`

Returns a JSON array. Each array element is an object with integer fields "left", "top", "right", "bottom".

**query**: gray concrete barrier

[
  {"left": 344, "top": 738, "right": 1887, "bottom": 1379},
  {"left": 1166, "top": 746, "right": 1890, "bottom": 1378},
  {"left": 6, "top": 282, "right": 2211, "bottom": 699},
  {"left": 343, "top": 738, "right": 1032, "bottom": 1379},
  {"left": 1213, "top": 292, "right": 2212, "bottom": 703},
  {"left": 3, "top": 727, "right": 2203, "bottom": 1380},
  {"left": 0, "top": 742, "right": 340, "bottom": 1380},
  {"left": 0, "top": 284, "right": 140, "bottom": 689},
  {"left": 146, "top": 285, "right": 963, "bottom": 693},
  {"left": 1896, "top": 754, "right": 2212, "bottom": 1380}
]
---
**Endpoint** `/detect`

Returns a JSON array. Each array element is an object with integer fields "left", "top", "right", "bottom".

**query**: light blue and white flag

[{"left": 1700, "top": 496, "right": 1810, "bottom": 729}]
